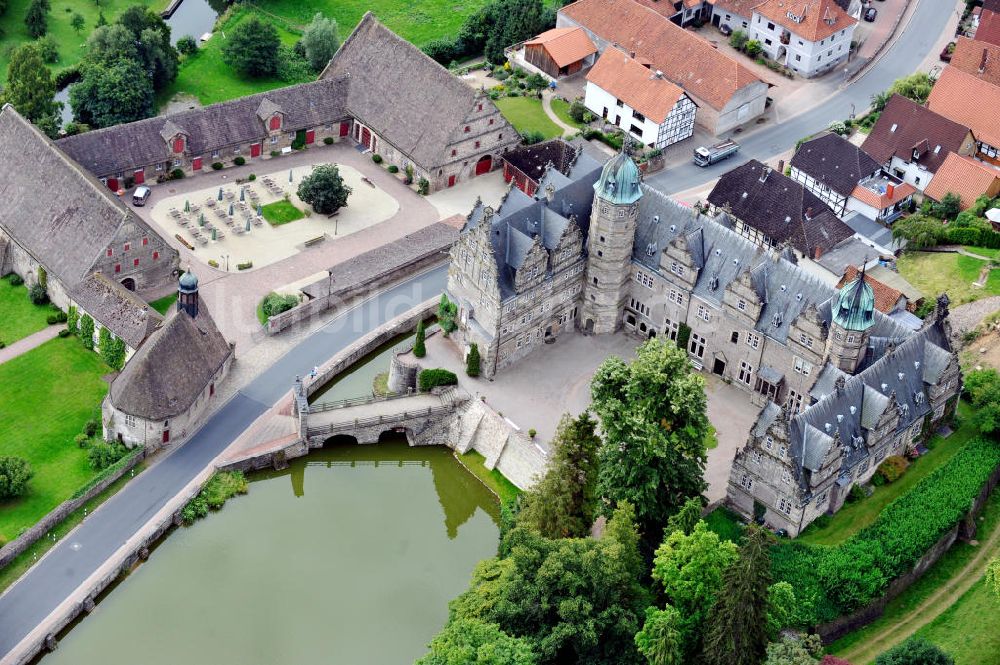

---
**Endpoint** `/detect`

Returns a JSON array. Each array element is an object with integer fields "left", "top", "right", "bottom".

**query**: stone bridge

[{"left": 294, "top": 383, "right": 466, "bottom": 447}]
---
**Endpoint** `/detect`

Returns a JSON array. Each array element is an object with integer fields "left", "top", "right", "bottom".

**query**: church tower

[
  {"left": 581, "top": 150, "right": 642, "bottom": 334},
  {"left": 826, "top": 267, "right": 876, "bottom": 373},
  {"left": 177, "top": 269, "right": 199, "bottom": 318}
]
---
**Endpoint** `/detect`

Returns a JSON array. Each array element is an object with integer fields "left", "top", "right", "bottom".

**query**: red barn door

[
  {"left": 133, "top": 169, "right": 145, "bottom": 185},
  {"left": 475, "top": 155, "right": 492, "bottom": 176},
  {"left": 305, "top": 130, "right": 315, "bottom": 144}
]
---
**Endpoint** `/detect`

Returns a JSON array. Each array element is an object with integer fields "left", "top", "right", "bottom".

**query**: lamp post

[{"left": 222, "top": 254, "right": 229, "bottom": 272}]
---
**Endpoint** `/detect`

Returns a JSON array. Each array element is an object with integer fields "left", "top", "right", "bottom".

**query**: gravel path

[{"left": 948, "top": 296, "right": 1000, "bottom": 341}]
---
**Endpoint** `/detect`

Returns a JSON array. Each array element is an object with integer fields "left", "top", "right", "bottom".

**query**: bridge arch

[{"left": 322, "top": 434, "right": 360, "bottom": 448}]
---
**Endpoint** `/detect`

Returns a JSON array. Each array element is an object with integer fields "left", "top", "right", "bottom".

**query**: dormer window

[
  {"left": 173, "top": 137, "right": 185, "bottom": 153},
  {"left": 269, "top": 115, "right": 281, "bottom": 131},
  {"left": 890, "top": 123, "right": 898, "bottom": 132}
]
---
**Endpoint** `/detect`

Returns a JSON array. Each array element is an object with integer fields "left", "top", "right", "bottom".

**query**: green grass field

[
  {"left": 459, "top": 450, "right": 521, "bottom": 504},
  {"left": 914, "top": 573, "right": 1000, "bottom": 665},
  {"left": 0, "top": 0, "right": 162, "bottom": 87},
  {"left": 704, "top": 505, "right": 744, "bottom": 543},
  {"left": 0, "top": 275, "right": 59, "bottom": 345},
  {"left": 261, "top": 199, "right": 305, "bottom": 225},
  {"left": 797, "top": 402, "right": 976, "bottom": 547},
  {"left": 897, "top": 251, "right": 1000, "bottom": 306},
  {"left": 550, "top": 98, "right": 584, "bottom": 130},
  {"left": 0, "top": 337, "right": 110, "bottom": 542},
  {"left": 962, "top": 245, "right": 1000, "bottom": 259},
  {"left": 149, "top": 293, "right": 178, "bottom": 315},
  {"left": 495, "top": 97, "right": 563, "bottom": 140}
]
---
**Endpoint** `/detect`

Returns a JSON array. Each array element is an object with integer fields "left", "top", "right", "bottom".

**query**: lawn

[
  {"left": 550, "top": 98, "right": 585, "bottom": 130},
  {"left": 157, "top": 6, "right": 309, "bottom": 108},
  {"left": 495, "top": 97, "right": 563, "bottom": 141},
  {"left": 0, "top": 275, "right": 59, "bottom": 345},
  {"left": 704, "top": 505, "right": 744, "bottom": 543},
  {"left": 797, "top": 402, "right": 976, "bottom": 547},
  {"left": 914, "top": 573, "right": 1000, "bottom": 665},
  {"left": 0, "top": 0, "right": 161, "bottom": 87},
  {"left": 962, "top": 245, "right": 1000, "bottom": 260},
  {"left": 897, "top": 251, "right": 1000, "bottom": 306},
  {"left": 149, "top": 293, "right": 178, "bottom": 315},
  {"left": 704, "top": 424, "right": 718, "bottom": 451},
  {"left": 261, "top": 199, "right": 305, "bottom": 225},
  {"left": 458, "top": 450, "right": 521, "bottom": 504},
  {"left": 0, "top": 337, "right": 110, "bottom": 543},
  {"left": 255, "top": 0, "right": 493, "bottom": 47}
]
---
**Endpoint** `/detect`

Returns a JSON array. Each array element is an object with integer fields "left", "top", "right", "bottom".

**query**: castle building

[{"left": 446, "top": 150, "right": 961, "bottom": 536}]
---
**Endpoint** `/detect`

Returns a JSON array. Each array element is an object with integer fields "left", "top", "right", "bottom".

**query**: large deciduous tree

[
  {"left": 0, "top": 456, "right": 33, "bottom": 499},
  {"left": 301, "top": 12, "right": 339, "bottom": 73},
  {"left": 223, "top": 16, "right": 281, "bottom": 77},
  {"left": 2, "top": 43, "right": 60, "bottom": 137},
  {"left": 964, "top": 369, "right": 1000, "bottom": 436},
  {"left": 891, "top": 214, "right": 943, "bottom": 249},
  {"left": 297, "top": 164, "right": 352, "bottom": 215},
  {"left": 590, "top": 337, "right": 710, "bottom": 543},
  {"left": 416, "top": 617, "right": 538, "bottom": 665},
  {"left": 517, "top": 412, "right": 601, "bottom": 539},
  {"left": 70, "top": 59, "right": 155, "bottom": 128},
  {"left": 701, "top": 525, "right": 774, "bottom": 665}
]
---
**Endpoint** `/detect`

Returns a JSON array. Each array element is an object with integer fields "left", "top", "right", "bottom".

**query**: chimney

[
  {"left": 653, "top": 69, "right": 663, "bottom": 79},
  {"left": 981, "top": 48, "right": 989, "bottom": 74},
  {"left": 804, "top": 206, "right": 813, "bottom": 221},
  {"left": 759, "top": 166, "right": 771, "bottom": 183},
  {"left": 777, "top": 159, "right": 785, "bottom": 173},
  {"left": 814, "top": 246, "right": 822, "bottom": 259},
  {"left": 886, "top": 183, "right": 895, "bottom": 198}
]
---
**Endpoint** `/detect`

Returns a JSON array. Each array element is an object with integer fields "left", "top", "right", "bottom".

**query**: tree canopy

[
  {"left": 223, "top": 16, "right": 281, "bottom": 77},
  {"left": 302, "top": 13, "right": 339, "bottom": 72},
  {"left": 891, "top": 214, "right": 943, "bottom": 249},
  {"left": 2, "top": 43, "right": 60, "bottom": 137},
  {"left": 25, "top": 0, "right": 49, "bottom": 39},
  {"left": 874, "top": 638, "right": 954, "bottom": 665},
  {"left": 964, "top": 369, "right": 1000, "bottom": 437},
  {"left": 416, "top": 617, "right": 538, "bottom": 665},
  {"left": 590, "top": 337, "right": 710, "bottom": 544},
  {"left": 634, "top": 606, "right": 684, "bottom": 665},
  {"left": 71, "top": 59, "right": 155, "bottom": 128},
  {"left": 0, "top": 456, "right": 33, "bottom": 500},
  {"left": 296, "top": 164, "right": 352, "bottom": 215},
  {"left": 762, "top": 634, "right": 823, "bottom": 665}
]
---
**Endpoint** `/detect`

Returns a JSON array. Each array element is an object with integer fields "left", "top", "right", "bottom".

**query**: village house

[
  {"left": 584, "top": 50, "right": 698, "bottom": 149},
  {"left": 103, "top": 270, "right": 234, "bottom": 449},
  {"left": 501, "top": 138, "right": 602, "bottom": 197},
  {"left": 558, "top": 0, "right": 769, "bottom": 134},
  {"left": 0, "top": 104, "right": 179, "bottom": 358},
  {"left": 927, "top": 65, "right": 1000, "bottom": 167},
  {"left": 57, "top": 14, "right": 521, "bottom": 193},
  {"left": 516, "top": 27, "right": 598, "bottom": 79},
  {"left": 790, "top": 133, "right": 884, "bottom": 217},
  {"left": 948, "top": 37, "right": 1000, "bottom": 86},
  {"left": 748, "top": 0, "right": 857, "bottom": 78},
  {"left": 975, "top": 0, "right": 1000, "bottom": 46},
  {"left": 861, "top": 94, "right": 977, "bottom": 192},
  {"left": 923, "top": 152, "right": 1000, "bottom": 210}
]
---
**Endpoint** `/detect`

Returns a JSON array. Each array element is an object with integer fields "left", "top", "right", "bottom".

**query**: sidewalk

[{"left": 0, "top": 325, "right": 61, "bottom": 365}]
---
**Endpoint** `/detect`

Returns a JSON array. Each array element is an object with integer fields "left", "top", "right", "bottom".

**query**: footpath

[{"left": 0, "top": 326, "right": 61, "bottom": 366}]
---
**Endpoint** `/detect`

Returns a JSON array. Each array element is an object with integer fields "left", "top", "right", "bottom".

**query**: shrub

[
  {"left": 79, "top": 314, "right": 94, "bottom": 349},
  {"left": 66, "top": 305, "right": 78, "bottom": 332},
  {"left": 7, "top": 273, "right": 24, "bottom": 286},
  {"left": 438, "top": 294, "right": 458, "bottom": 334},
  {"left": 260, "top": 292, "right": 299, "bottom": 318},
  {"left": 875, "top": 637, "right": 954, "bottom": 665},
  {"left": 248, "top": 174, "right": 256, "bottom": 181},
  {"left": 418, "top": 368, "right": 458, "bottom": 392},
  {"left": 372, "top": 153, "right": 383, "bottom": 164},
  {"left": 47, "top": 311, "right": 67, "bottom": 324},
  {"left": 169, "top": 168, "right": 185, "bottom": 180},
  {"left": 388, "top": 164, "right": 399, "bottom": 173},
  {"left": 270, "top": 150, "right": 280, "bottom": 158},
  {"left": 528, "top": 428, "right": 536, "bottom": 438},
  {"left": 237, "top": 261, "right": 253, "bottom": 271},
  {"left": 323, "top": 136, "right": 334, "bottom": 145},
  {"left": 466, "top": 343, "right": 481, "bottom": 377},
  {"left": 846, "top": 483, "right": 866, "bottom": 504},
  {"left": 88, "top": 441, "right": 129, "bottom": 471},
  {"left": 181, "top": 471, "right": 248, "bottom": 523},
  {"left": 84, "top": 419, "right": 99, "bottom": 437},
  {"left": 828, "top": 120, "right": 849, "bottom": 136},
  {"left": 207, "top": 259, "right": 219, "bottom": 268},
  {"left": 745, "top": 40, "right": 763, "bottom": 57},
  {"left": 875, "top": 455, "right": 909, "bottom": 484},
  {"left": 211, "top": 162, "right": 224, "bottom": 170},
  {"left": 57, "top": 329, "right": 71, "bottom": 338},
  {"left": 414, "top": 320, "right": 427, "bottom": 358},
  {"left": 233, "top": 156, "right": 245, "bottom": 166},
  {"left": 404, "top": 164, "right": 414, "bottom": 185},
  {"left": 730, "top": 30, "right": 749, "bottom": 51},
  {"left": 28, "top": 282, "right": 48, "bottom": 305},
  {"left": 0, "top": 457, "right": 33, "bottom": 499},
  {"left": 521, "top": 130, "right": 545, "bottom": 145},
  {"left": 74, "top": 433, "right": 90, "bottom": 448},
  {"left": 568, "top": 99, "right": 588, "bottom": 123},
  {"left": 176, "top": 35, "right": 198, "bottom": 56},
  {"left": 417, "top": 178, "right": 430, "bottom": 195}
]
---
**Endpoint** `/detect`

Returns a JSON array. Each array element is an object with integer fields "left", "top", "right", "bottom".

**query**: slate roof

[
  {"left": 524, "top": 27, "right": 598, "bottom": 67},
  {"left": 502, "top": 139, "right": 585, "bottom": 185},
  {"left": 72, "top": 273, "right": 163, "bottom": 349},
  {"left": 923, "top": 152, "right": 1000, "bottom": 209},
  {"left": 586, "top": 49, "right": 690, "bottom": 124},
  {"left": 949, "top": 37, "right": 1000, "bottom": 86},
  {"left": 707, "top": 159, "right": 854, "bottom": 257},
  {"left": 841, "top": 211, "right": 895, "bottom": 249},
  {"left": 814, "top": 237, "right": 882, "bottom": 278},
  {"left": 927, "top": 66, "right": 1000, "bottom": 148},
  {"left": 322, "top": 13, "right": 515, "bottom": 169},
  {"left": 752, "top": 0, "right": 856, "bottom": 42},
  {"left": 0, "top": 104, "right": 175, "bottom": 289},
  {"left": 57, "top": 77, "right": 349, "bottom": 178},
  {"left": 791, "top": 133, "right": 882, "bottom": 197},
  {"left": 860, "top": 94, "right": 971, "bottom": 174},
  {"left": 560, "top": 0, "right": 764, "bottom": 111},
  {"left": 109, "top": 300, "right": 232, "bottom": 421}
]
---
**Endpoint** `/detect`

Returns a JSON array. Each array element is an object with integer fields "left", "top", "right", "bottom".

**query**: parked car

[
  {"left": 864, "top": 7, "right": 877, "bottom": 21},
  {"left": 132, "top": 186, "right": 151, "bottom": 207}
]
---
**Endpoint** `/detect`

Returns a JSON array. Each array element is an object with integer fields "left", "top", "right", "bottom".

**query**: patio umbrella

[
  {"left": 217, "top": 188, "right": 223, "bottom": 201},
  {"left": 211, "top": 227, "right": 217, "bottom": 241},
  {"left": 228, "top": 203, "right": 234, "bottom": 216},
  {"left": 240, "top": 187, "right": 246, "bottom": 202},
  {"left": 257, "top": 204, "right": 263, "bottom": 216},
  {"left": 184, "top": 199, "right": 190, "bottom": 212},
  {"left": 199, "top": 213, "right": 205, "bottom": 227},
  {"left": 288, "top": 169, "right": 293, "bottom": 183},
  {"left": 245, "top": 219, "right": 251, "bottom": 232}
]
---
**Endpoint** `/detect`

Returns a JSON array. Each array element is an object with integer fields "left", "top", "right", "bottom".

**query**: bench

[{"left": 304, "top": 235, "right": 326, "bottom": 247}]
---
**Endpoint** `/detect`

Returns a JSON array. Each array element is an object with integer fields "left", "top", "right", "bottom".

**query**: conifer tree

[
  {"left": 413, "top": 320, "right": 427, "bottom": 358},
  {"left": 466, "top": 343, "right": 481, "bottom": 377}
]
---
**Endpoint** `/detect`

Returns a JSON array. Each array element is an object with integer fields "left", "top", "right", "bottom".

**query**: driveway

[{"left": 703, "top": 375, "right": 759, "bottom": 502}]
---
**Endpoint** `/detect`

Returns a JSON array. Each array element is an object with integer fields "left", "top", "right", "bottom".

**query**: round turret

[
  {"left": 832, "top": 274, "right": 875, "bottom": 332},
  {"left": 594, "top": 150, "right": 642, "bottom": 205},
  {"left": 178, "top": 270, "right": 199, "bottom": 294}
]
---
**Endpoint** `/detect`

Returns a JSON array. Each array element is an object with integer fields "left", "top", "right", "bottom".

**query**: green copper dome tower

[
  {"left": 593, "top": 150, "right": 643, "bottom": 205},
  {"left": 827, "top": 266, "right": 876, "bottom": 373}
]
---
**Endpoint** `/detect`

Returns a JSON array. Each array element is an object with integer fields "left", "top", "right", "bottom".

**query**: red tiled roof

[
  {"left": 560, "top": 0, "right": 764, "bottom": 111},
  {"left": 586, "top": 50, "right": 687, "bottom": 123},
  {"left": 711, "top": 0, "right": 765, "bottom": 16},
  {"left": 949, "top": 37, "right": 1000, "bottom": 86},
  {"left": 850, "top": 180, "right": 916, "bottom": 209},
  {"left": 923, "top": 153, "right": 1000, "bottom": 209},
  {"left": 837, "top": 265, "right": 906, "bottom": 314},
  {"left": 975, "top": 8, "right": 1000, "bottom": 46},
  {"left": 927, "top": 66, "right": 1000, "bottom": 148},
  {"left": 524, "top": 27, "right": 598, "bottom": 68},
  {"left": 752, "top": 0, "right": 856, "bottom": 42}
]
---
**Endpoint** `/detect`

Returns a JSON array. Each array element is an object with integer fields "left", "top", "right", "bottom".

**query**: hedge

[
  {"left": 418, "top": 368, "right": 458, "bottom": 392},
  {"left": 772, "top": 437, "right": 1000, "bottom": 625}
]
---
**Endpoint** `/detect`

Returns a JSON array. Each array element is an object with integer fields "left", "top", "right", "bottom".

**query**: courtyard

[
  {"left": 148, "top": 162, "right": 398, "bottom": 272},
  {"left": 409, "top": 330, "right": 758, "bottom": 502}
]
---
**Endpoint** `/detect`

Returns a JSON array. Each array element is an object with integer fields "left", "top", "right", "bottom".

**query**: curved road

[
  {"left": 646, "top": 0, "right": 955, "bottom": 194},
  {"left": 0, "top": 266, "right": 448, "bottom": 660}
]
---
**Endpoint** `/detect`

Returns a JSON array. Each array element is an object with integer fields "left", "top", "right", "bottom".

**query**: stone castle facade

[{"left": 445, "top": 150, "right": 962, "bottom": 536}]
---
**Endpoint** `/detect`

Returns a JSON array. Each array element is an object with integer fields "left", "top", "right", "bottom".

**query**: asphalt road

[
  {"left": 0, "top": 266, "right": 448, "bottom": 660},
  {"left": 645, "top": 0, "right": 955, "bottom": 194}
]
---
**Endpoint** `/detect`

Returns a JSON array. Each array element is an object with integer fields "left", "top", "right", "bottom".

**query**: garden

[
  {"left": 260, "top": 199, "right": 305, "bottom": 226},
  {"left": 0, "top": 273, "right": 61, "bottom": 347}
]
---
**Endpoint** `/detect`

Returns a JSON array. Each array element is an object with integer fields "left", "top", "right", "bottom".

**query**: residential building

[
  {"left": 558, "top": 0, "right": 769, "bottom": 134},
  {"left": 861, "top": 94, "right": 977, "bottom": 191},
  {"left": 501, "top": 139, "right": 603, "bottom": 197},
  {"left": 518, "top": 27, "right": 598, "bottom": 79},
  {"left": 584, "top": 50, "right": 698, "bottom": 149},
  {"left": 57, "top": 14, "right": 521, "bottom": 193},
  {"left": 923, "top": 152, "right": 1000, "bottom": 210},
  {"left": 748, "top": 0, "right": 857, "bottom": 78},
  {"left": 949, "top": 37, "right": 1000, "bottom": 86},
  {"left": 632, "top": 0, "right": 710, "bottom": 26},
  {"left": 847, "top": 173, "right": 916, "bottom": 224},
  {"left": 707, "top": 159, "right": 854, "bottom": 261},
  {"left": 927, "top": 66, "right": 1000, "bottom": 166},
  {"left": 790, "top": 133, "right": 882, "bottom": 217},
  {"left": 103, "top": 270, "right": 235, "bottom": 449},
  {"left": 709, "top": 0, "right": 761, "bottom": 32},
  {"left": 975, "top": 2, "right": 1000, "bottom": 46}
]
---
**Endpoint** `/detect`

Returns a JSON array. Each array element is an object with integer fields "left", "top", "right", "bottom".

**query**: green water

[
  {"left": 41, "top": 440, "right": 499, "bottom": 665},
  {"left": 309, "top": 333, "right": 413, "bottom": 405}
]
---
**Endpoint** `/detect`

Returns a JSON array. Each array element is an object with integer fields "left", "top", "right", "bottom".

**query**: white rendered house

[{"left": 749, "top": 0, "right": 857, "bottom": 78}]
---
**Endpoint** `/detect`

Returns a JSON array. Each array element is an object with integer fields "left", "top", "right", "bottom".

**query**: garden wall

[
  {"left": 816, "top": 461, "right": 1000, "bottom": 643},
  {"left": 0, "top": 451, "right": 145, "bottom": 570}
]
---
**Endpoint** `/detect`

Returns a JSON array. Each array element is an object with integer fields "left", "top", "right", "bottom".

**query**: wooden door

[
  {"left": 447, "top": 174, "right": 456, "bottom": 187},
  {"left": 305, "top": 130, "right": 315, "bottom": 144},
  {"left": 106, "top": 178, "right": 119, "bottom": 191},
  {"left": 475, "top": 155, "right": 492, "bottom": 176},
  {"left": 340, "top": 121, "right": 350, "bottom": 137},
  {"left": 133, "top": 169, "right": 145, "bottom": 185},
  {"left": 192, "top": 157, "right": 203, "bottom": 170},
  {"left": 361, "top": 127, "right": 372, "bottom": 150},
  {"left": 250, "top": 142, "right": 261, "bottom": 158}
]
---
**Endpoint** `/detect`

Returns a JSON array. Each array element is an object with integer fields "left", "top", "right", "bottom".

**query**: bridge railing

[
  {"left": 305, "top": 404, "right": 457, "bottom": 438},
  {"left": 307, "top": 390, "right": 419, "bottom": 413}
]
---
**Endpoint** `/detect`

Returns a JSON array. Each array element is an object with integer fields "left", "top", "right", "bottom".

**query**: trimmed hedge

[
  {"left": 418, "top": 368, "right": 458, "bottom": 392},
  {"left": 773, "top": 437, "right": 1000, "bottom": 625}
]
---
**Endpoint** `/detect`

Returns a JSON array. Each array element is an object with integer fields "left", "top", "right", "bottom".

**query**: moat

[{"left": 39, "top": 439, "right": 499, "bottom": 665}]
